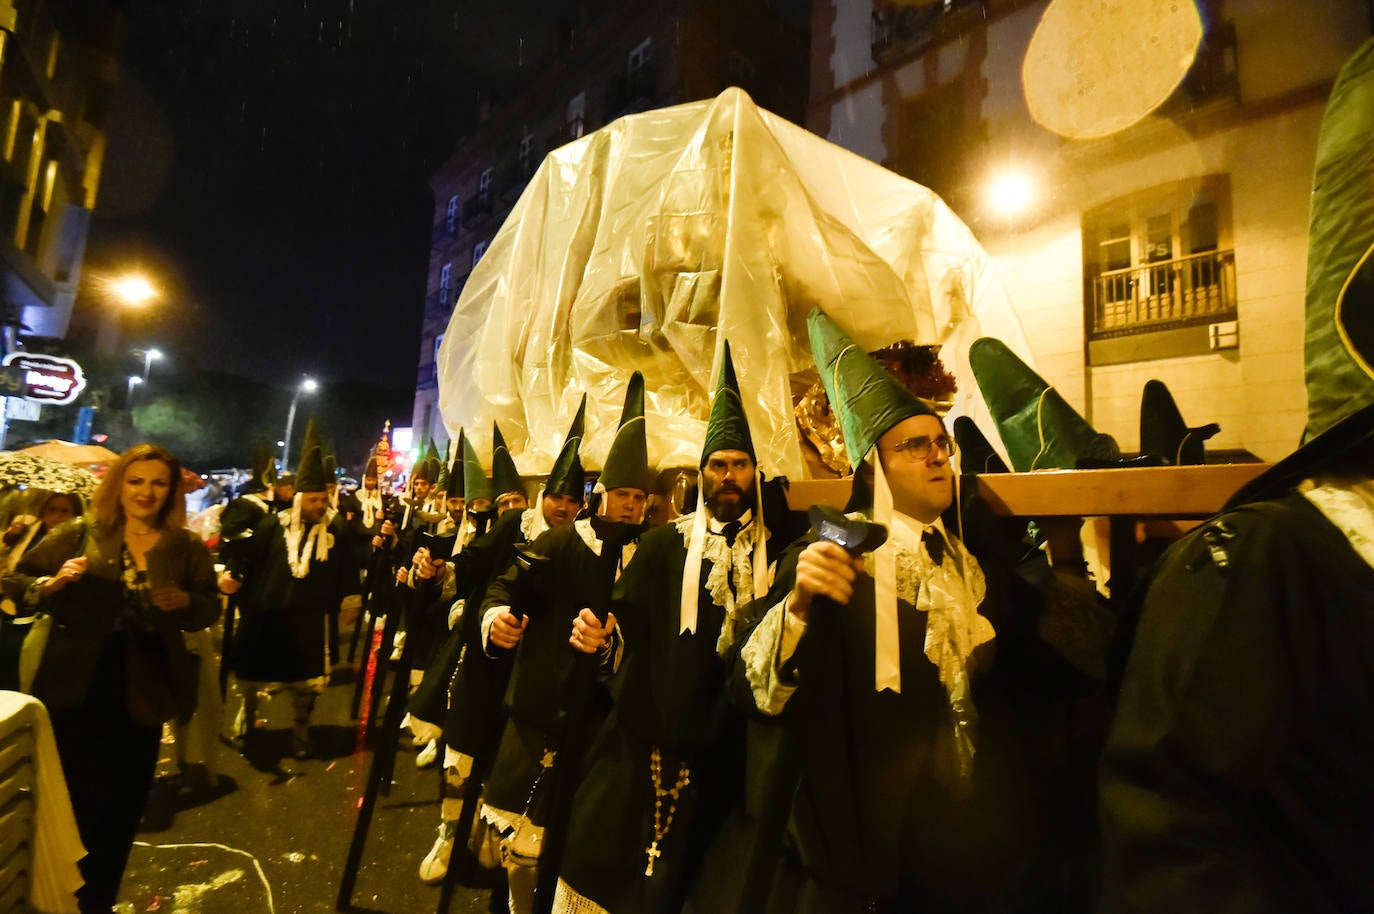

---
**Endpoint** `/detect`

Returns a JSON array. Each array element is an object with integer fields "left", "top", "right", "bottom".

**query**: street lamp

[
  {"left": 126, "top": 374, "right": 143, "bottom": 406},
  {"left": 134, "top": 347, "right": 163, "bottom": 381},
  {"left": 280, "top": 376, "right": 319, "bottom": 470},
  {"left": 97, "top": 272, "right": 160, "bottom": 356}
]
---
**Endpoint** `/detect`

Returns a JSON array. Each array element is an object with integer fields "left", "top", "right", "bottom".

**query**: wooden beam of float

[{"left": 784, "top": 463, "right": 1271, "bottom": 519}]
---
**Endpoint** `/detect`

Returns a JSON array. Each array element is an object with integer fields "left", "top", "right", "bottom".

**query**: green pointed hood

[
  {"left": 952, "top": 416, "right": 1009, "bottom": 474},
  {"left": 1304, "top": 39, "right": 1374, "bottom": 440},
  {"left": 700, "top": 340, "right": 756, "bottom": 465},
  {"left": 411, "top": 450, "right": 437, "bottom": 483},
  {"left": 436, "top": 442, "right": 452, "bottom": 492},
  {"left": 968, "top": 337, "right": 1119, "bottom": 471},
  {"left": 1139, "top": 379, "right": 1219, "bottom": 466},
  {"left": 298, "top": 417, "right": 323, "bottom": 472},
  {"left": 1229, "top": 39, "right": 1374, "bottom": 507},
  {"left": 322, "top": 452, "right": 338, "bottom": 482},
  {"left": 296, "top": 446, "right": 328, "bottom": 493},
  {"left": 446, "top": 430, "right": 465, "bottom": 498},
  {"left": 599, "top": 372, "right": 652, "bottom": 492},
  {"left": 462, "top": 431, "right": 492, "bottom": 502},
  {"left": 249, "top": 439, "right": 276, "bottom": 492},
  {"left": 491, "top": 422, "right": 524, "bottom": 499},
  {"left": 545, "top": 398, "right": 587, "bottom": 500},
  {"left": 807, "top": 307, "right": 933, "bottom": 468}
]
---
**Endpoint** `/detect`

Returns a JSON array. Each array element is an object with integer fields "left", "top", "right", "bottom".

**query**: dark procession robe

[
  {"left": 480, "top": 517, "right": 628, "bottom": 824},
  {"left": 1100, "top": 490, "right": 1374, "bottom": 914},
  {"left": 231, "top": 510, "right": 359, "bottom": 682},
  {"left": 559, "top": 515, "right": 767, "bottom": 914},
  {"left": 440, "top": 506, "right": 535, "bottom": 758}
]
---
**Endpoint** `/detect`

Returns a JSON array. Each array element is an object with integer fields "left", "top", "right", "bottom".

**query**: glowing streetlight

[
  {"left": 986, "top": 171, "right": 1036, "bottom": 220},
  {"left": 110, "top": 274, "right": 158, "bottom": 307},
  {"left": 133, "top": 347, "right": 162, "bottom": 381},
  {"left": 125, "top": 374, "right": 143, "bottom": 406},
  {"left": 281, "top": 376, "right": 319, "bottom": 470},
  {"left": 96, "top": 272, "right": 161, "bottom": 356}
]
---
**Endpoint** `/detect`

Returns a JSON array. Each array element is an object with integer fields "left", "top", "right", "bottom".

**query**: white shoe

[
  {"left": 416, "top": 739, "right": 439, "bottom": 768},
  {"left": 418, "top": 823, "right": 456, "bottom": 885}
]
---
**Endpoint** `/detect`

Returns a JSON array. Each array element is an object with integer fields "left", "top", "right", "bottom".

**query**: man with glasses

[{"left": 738, "top": 308, "right": 1000, "bottom": 912}]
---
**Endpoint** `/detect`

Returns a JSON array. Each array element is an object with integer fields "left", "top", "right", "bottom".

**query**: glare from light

[
  {"left": 110, "top": 274, "right": 158, "bottom": 307},
  {"left": 987, "top": 172, "right": 1036, "bottom": 219},
  {"left": 300, "top": 378, "right": 319, "bottom": 394},
  {"left": 127, "top": 375, "right": 143, "bottom": 386},
  {"left": 146, "top": 348, "right": 163, "bottom": 361}
]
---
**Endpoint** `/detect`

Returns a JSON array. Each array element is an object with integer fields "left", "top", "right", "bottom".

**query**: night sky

[
  {"left": 86, "top": 0, "right": 581, "bottom": 391},
  {"left": 83, "top": 0, "right": 807, "bottom": 394}
]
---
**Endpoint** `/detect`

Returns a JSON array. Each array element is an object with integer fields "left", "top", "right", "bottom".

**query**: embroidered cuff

[{"left": 741, "top": 598, "right": 802, "bottom": 715}]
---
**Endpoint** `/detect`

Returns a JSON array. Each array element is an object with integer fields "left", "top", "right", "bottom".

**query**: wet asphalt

[{"left": 118, "top": 627, "right": 498, "bottom": 914}]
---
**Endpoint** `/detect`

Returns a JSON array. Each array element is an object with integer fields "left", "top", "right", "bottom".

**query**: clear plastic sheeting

[{"left": 437, "top": 88, "right": 1032, "bottom": 479}]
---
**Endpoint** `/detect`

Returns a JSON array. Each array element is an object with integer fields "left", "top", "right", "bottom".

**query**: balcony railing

[{"left": 1090, "top": 249, "right": 1236, "bottom": 338}]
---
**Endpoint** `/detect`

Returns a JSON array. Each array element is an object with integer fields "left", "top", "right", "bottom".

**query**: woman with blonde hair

[{"left": 1, "top": 444, "right": 219, "bottom": 912}]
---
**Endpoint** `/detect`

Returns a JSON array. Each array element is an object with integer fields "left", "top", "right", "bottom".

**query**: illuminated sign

[{"left": 0, "top": 353, "right": 87, "bottom": 406}]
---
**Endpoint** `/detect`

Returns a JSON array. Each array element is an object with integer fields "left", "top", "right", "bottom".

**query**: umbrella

[
  {"left": 18, "top": 440, "right": 120, "bottom": 465},
  {"left": 0, "top": 453, "right": 100, "bottom": 498}
]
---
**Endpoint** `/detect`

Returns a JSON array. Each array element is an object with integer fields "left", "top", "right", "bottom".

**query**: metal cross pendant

[{"left": 644, "top": 842, "right": 662, "bottom": 877}]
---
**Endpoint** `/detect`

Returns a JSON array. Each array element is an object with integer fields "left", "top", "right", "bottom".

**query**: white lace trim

[
  {"left": 672, "top": 512, "right": 766, "bottom": 655},
  {"left": 520, "top": 505, "right": 545, "bottom": 542},
  {"left": 357, "top": 489, "right": 382, "bottom": 528},
  {"left": 861, "top": 515, "right": 993, "bottom": 694},
  {"left": 552, "top": 878, "right": 611, "bottom": 914},
  {"left": 741, "top": 599, "right": 795, "bottom": 715},
  {"left": 280, "top": 500, "right": 332, "bottom": 579},
  {"left": 1300, "top": 475, "right": 1374, "bottom": 571},
  {"left": 574, "top": 517, "right": 600, "bottom": 555}
]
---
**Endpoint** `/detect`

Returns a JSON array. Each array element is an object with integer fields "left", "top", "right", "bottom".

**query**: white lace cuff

[{"left": 741, "top": 598, "right": 803, "bottom": 715}]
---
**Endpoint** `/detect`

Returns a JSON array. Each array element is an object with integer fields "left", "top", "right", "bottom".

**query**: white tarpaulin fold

[{"left": 437, "top": 88, "right": 1031, "bottom": 478}]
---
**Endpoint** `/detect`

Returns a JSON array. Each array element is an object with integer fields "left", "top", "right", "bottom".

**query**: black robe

[
  {"left": 480, "top": 519, "right": 625, "bottom": 822},
  {"left": 1100, "top": 491, "right": 1374, "bottom": 914},
  {"left": 440, "top": 507, "right": 533, "bottom": 757},
  {"left": 232, "top": 511, "right": 359, "bottom": 682},
  {"left": 558, "top": 518, "right": 765, "bottom": 912}
]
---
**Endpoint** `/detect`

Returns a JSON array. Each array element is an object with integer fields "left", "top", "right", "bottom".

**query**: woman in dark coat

[{"left": 2, "top": 444, "right": 219, "bottom": 912}]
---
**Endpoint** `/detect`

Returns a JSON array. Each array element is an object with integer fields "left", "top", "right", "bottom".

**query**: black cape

[{"left": 1100, "top": 491, "right": 1374, "bottom": 914}]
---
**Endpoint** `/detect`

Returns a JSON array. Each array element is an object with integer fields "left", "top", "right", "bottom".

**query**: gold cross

[{"left": 644, "top": 842, "right": 662, "bottom": 877}]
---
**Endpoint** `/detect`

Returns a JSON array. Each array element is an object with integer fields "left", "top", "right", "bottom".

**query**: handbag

[{"left": 124, "top": 628, "right": 201, "bottom": 727}]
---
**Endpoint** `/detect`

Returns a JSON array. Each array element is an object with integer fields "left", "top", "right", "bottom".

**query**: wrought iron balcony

[{"left": 1089, "top": 249, "right": 1236, "bottom": 338}]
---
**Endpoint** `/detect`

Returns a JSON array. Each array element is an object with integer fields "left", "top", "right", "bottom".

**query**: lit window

[
  {"left": 473, "top": 241, "right": 488, "bottom": 265},
  {"left": 1083, "top": 177, "right": 1235, "bottom": 342},
  {"left": 445, "top": 195, "right": 459, "bottom": 234},
  {"left": 439, "top": 262, "right": 452, "bottom": 304},
  {"left": 478, "top": 168, "right": 493, "bottom": 203},
  {"left": 567, "top": 92, "right": 585, "bottom": 139}
]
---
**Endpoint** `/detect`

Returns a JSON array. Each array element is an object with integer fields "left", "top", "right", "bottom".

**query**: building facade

[
  {"left": 412, "top": 0, "right": 807, "bottom": 443},
  {"left": 0, "top": 0, "right": 118, "bottom": 350},
  {"left": 812, "top": 0, "right": 1370, "bottom": 463}
]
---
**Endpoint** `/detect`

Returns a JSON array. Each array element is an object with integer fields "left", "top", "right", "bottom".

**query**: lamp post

[
  {"left": 126, "top": 374, "right": 143, "bottom": 406},
  {"left": 133, "top": 347, "right": 162, "bottom": 382},
  {"left": 97, "top": 273, "right": 159, "bottom": 356},
  {"left": 280, "top": 377, "right": 319, "bottom": 470}
]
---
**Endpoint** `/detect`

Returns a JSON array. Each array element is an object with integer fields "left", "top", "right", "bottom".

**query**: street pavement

[{"left": 117, "top": 637, "right": 500, "bottom": 914}]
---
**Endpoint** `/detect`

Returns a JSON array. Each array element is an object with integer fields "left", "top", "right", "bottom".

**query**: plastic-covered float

[{"left": 435, "top": 88, "right": 1033, "bottom": 482}]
